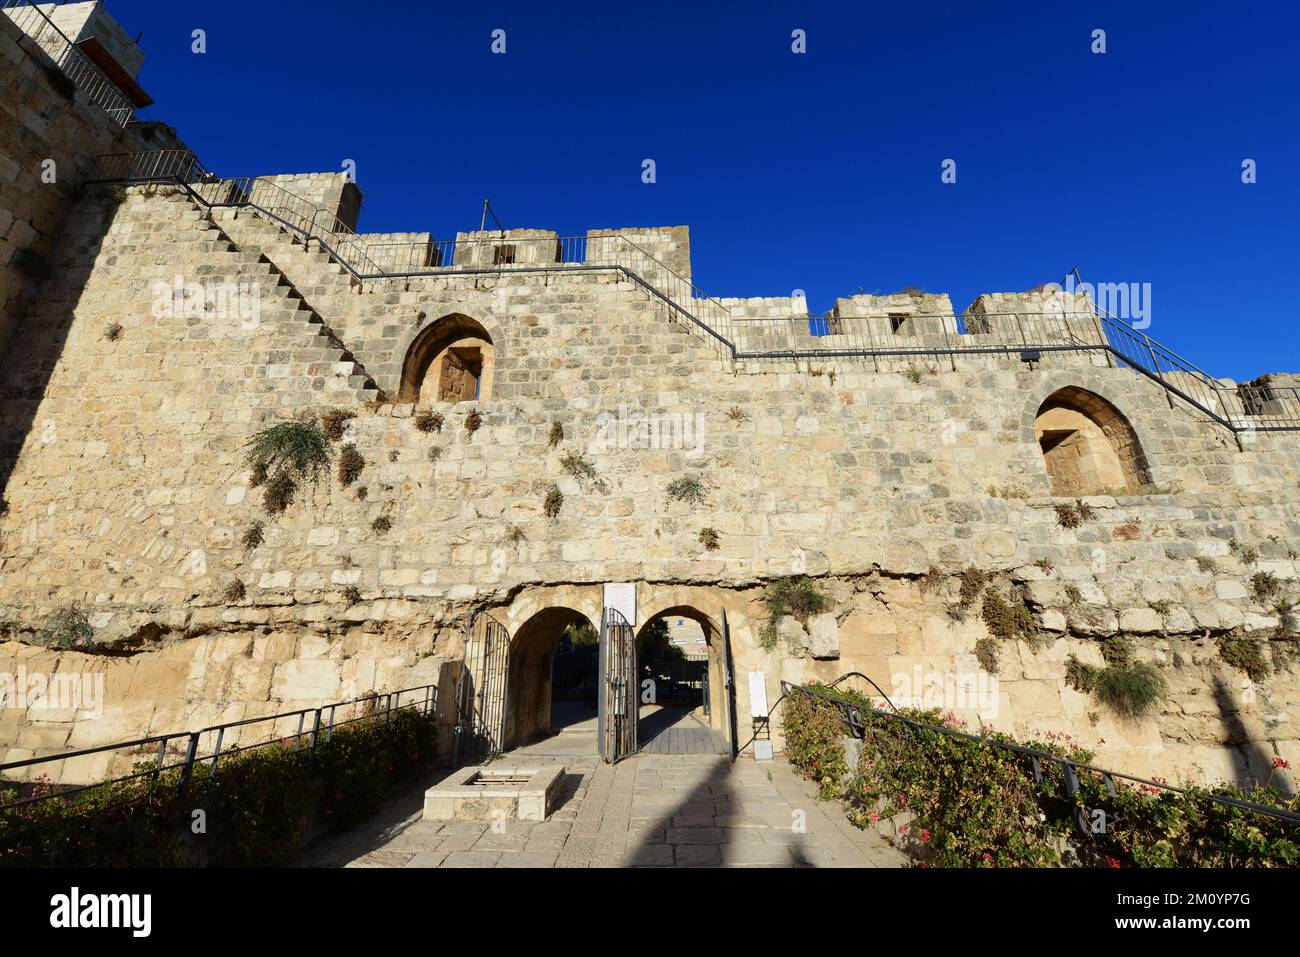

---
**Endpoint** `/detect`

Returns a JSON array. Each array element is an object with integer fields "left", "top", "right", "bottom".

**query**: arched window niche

[
  {"left": 1034, "top": 387, "right": 1151, "bottom": 495},
  {"left": 397, "top": 313, "right": 495, "bottom": 404}
]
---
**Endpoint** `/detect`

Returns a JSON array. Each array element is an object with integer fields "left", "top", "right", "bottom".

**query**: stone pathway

[{"left": 295, "top": 725, "right": 906, "bottom": 868}]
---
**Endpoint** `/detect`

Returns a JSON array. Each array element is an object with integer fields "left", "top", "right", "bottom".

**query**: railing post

[
  {"left": 176, "top": 732, "right": 200, "bottom": 800},
  {"left": 209, "top": 727, "right": 225, "bottom": 779},
  {"left": 308, "top": 708, "right": 323, "bottom": 761}
]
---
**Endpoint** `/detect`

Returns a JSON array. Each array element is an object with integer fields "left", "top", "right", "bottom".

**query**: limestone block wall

[
  {"left": 0, "top": 11, "right": 134, "bottom": 352},
  {"left": 262, "top": 173, "right": 361, "bottom": 231},
  {"left": 586, "top": 226, "right": 692, "bottom": 285},
  {"left": 0, "top": 184, "right": 1297, "bottom": 787}
]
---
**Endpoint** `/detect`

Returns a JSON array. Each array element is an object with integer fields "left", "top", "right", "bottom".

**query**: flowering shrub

[
  {"left": 785, "top": 684, "right": 1299, "bottom": 868},
  {"left": 0, "top": 708, "right": 436, "bottom": 868},
  {"left": 781, "top": 685, "right": 854, "bottom": 798}
]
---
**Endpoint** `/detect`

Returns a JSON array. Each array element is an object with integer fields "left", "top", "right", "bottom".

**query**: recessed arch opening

[
  {"left": 506, "top": 606, "right": 598, "bottom": 749},
  {"left": 1035, "top": 386, "right": 1150, "bottom": 495},
  {"left": 397, "top": 313, "right": 495, "bottom": 404}
]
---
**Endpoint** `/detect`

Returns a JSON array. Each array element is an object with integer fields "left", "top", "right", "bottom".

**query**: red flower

[
  {"left": 1104, "top": 856, "right": 1121, "bottom": 869},
  {"left": 919, "top": 829, "right": 931, "bottom": 844},
  {"left": 1273, "top": 757, "right": 1291, "bottom": 770}
]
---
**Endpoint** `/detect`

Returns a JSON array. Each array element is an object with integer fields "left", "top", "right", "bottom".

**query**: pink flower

[{"left": 1273, "top": 757, "right": 1291, "bottom": 770}]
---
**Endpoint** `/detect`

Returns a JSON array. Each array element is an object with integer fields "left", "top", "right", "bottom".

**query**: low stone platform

[{"left": 423, "top": 765, "right": 566, "bottom": 823}]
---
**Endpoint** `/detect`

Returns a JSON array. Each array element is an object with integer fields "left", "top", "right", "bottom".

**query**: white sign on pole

[
  {"left": 748, "top": 671, "right": 769, "bottom": 717},
  {"left": 603, "top": 582, "right": 636, "bottom": 626}
]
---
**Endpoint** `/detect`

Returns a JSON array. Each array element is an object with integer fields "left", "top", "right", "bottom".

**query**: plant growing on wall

[
  {"left": 1064, "top": 650, "right": 1166, "bottom": 717},
  {"left": 544, "top": 485, "right": 563, "bottom": 518},
  {"left": 1250, "top": 571, "right": 1280, "bottom": 602},
  {"left": 560, "top": 450, "right": 598, "bottom": 485},
  {"left": 338, "top": 445, "right": 365, "bottom": 487},
  {"left": 465, "top": 410, "right": 482, "bottom": 436},
  {"left": 320, "top": 409, "right": 356, "bottom": 443},
  {"left": 973, "top": 638, "right": 1000, "bottom": 674},
  {"left": 1054, "top": 501, "right": 1095, "bottom": 528},
  {"left": 1217, "top": 632, "right": 1271, "bottom": 682},
  {"left": 698, "top": 527, "right": 720, "bottom": 551},
  {"left": 223, "top": 579, "right": 246, "bottom": 603},
  {"left": 342, "top": 585, "right": 362, "bottom": 605},
  {"left": 245, "top": 419, "right": 331, "bottom": 516},
  {"left": 371, "top": 516, "right": 393, "bottom": 536},
  {"left": 548, "top": 422, "right": 564, "bottom": 448},
  {"left": 414, "top": 411, "right": 443, "bottom": 434},
  {"left": 759, "top": 575, "right": 831, "bottom": 651},
  {"left": 726, "top": 406, "right": 750, "bottom": 424},
  {"left": 103, "top": 323, "right": 123, "bottom": 342},
  {"left": 241, "top": 522, "right": 264, "bottom": 549},
  {"left": 666, "top": 476, "right": 708, "bottom": 510},
  {"left": 38, "top": 606, "right": 94, "bottom": 651},
  {"left": 1229, "top": 539, "right": 1259, "bottom": 565},
  {"left": 981, "top": 588, "right": 1038, "bottom": 644}
]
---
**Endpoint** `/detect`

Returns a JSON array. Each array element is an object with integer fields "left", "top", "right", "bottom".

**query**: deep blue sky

[{"left": 112, "top": 0, "right": 1297, "bottom": 378}]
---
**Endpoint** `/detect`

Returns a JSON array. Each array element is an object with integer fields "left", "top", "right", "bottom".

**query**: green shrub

[
  {"left": 38, "top": 606, "right": 94, "bottom": 651},
  {"left": 246, "top": 420, "right": 330, "bottom": 516},
  {"left": 1092, "top": 662, "right": 1166, "bottom": 717},
  {"left": 781, "top": 686, "right": 853, "bottom": 799},
  {"left": 973, "top": 638, "right": 1000, "bottom": 674},
  {"left": 0, "top": 708, "right": 436, "bottom": 867},
  {"left": 560, "top": 450, "right": 598, "bottom": 484},
  {"left": 980, "top": 588, "right": 1037, "bottom": 642},
  {"left": 1217, "top": 633, "right": 1272, "bottom": 682},
  {"left": 666, "top": 476, "right": 708, "bottom": 509},
  {"left": 1250, "top": 571, "right": 1280, "bottom": 602},
  {"left": 760, "top": 575, "right": 830, "bottom": 650},
  {"left": 790, "top": 684, "right": 1299, "bottom": 868}
]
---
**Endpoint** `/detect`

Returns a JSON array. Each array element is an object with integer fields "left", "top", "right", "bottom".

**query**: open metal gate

[
  {"left": 457, "top": 611, "right": 510, "bottom": 760},
  {"left": 597, "top": 606, "right": 637, "bottom": 763},
  {"left": 722, "top": 609, "right": 739, "bottom": 760}
]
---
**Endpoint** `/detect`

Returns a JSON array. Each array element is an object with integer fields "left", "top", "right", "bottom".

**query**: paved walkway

[{"left": 295, "top": 717, "right": 906, "bottom": 868}]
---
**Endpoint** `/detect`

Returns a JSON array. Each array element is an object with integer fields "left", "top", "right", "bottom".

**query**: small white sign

[
  {"left": 748, "top": 671, "right": 769, "bottom": 717},
  {"left": 603, "top": 582, "right": 636, "bottom": 627}
]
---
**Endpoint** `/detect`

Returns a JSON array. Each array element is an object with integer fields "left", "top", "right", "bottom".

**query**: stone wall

[
  {"left": 0, "top": 168, "right": 1297, "bottom": 786},
  {"left": 0, "top": 11, "right": 134, "bottom": 352}
]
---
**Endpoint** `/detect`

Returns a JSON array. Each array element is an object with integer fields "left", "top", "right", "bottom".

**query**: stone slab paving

[{"left": 295, "top": 734, "right": 906, "bottom": 868}]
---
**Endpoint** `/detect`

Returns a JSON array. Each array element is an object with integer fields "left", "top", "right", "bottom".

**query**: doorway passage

[{"left": 637, "top": 614, "right": 727, "bottom": 755}]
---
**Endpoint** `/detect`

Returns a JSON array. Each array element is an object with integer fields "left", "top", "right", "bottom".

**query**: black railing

[
  {"left": 0, "top": 683, "right": 437, "bottom": 810},
  {"left": 88, "top": 150, "right": 1298, "bottom": 434},
  {"left": 1, "top": 0, "right": 135, "bottom": 126},
  {"left": 781, "top": 678, "right": 1300, "bottom": 833}
]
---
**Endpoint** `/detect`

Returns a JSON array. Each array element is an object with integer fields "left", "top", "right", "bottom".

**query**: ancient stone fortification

[{"left": 0, "top": 8, "right": 1297, "bottom": 790}]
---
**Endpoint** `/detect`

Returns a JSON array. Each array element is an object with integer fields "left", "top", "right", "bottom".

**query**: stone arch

[
  {"left": 396, "top": 313, "right": 496, "bottom": 404},
  {"left": 1034, "top": 386, "right": 1150, "bottom": 495},
  {"left": 505, "top": 605, "right": 598, "bottom": 748},
  {"left": 635, "top": 603, "right": 728, "bottom": 735}
]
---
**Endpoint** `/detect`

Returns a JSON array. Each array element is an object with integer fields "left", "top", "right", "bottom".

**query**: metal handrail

[
  {"left": 1, "top": 0, "right": 135, "bottom": 126},
  {"left": 782, "top": 679, "right": 1300, "bottom": 829},
  {"left": 88, "top": 150, "right": 1297, "bottom": 433},
  {"left": 0, "top": 683, "right": 438, "bottom": 810}
]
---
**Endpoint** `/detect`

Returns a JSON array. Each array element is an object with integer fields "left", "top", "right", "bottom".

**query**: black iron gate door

[
  {"left": 459, "top": 612, "right": 510, "bottom": 759},
  {"left": 722, "top": 609, "right": 739, "bottom": 760},
  {"left": 597, "top": 606, "right": 637, "bottom": 763}
]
